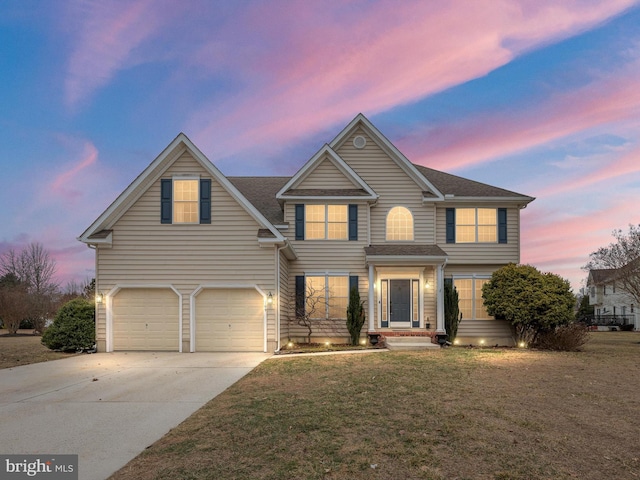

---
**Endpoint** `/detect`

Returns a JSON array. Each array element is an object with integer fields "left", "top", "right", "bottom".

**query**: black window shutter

[
  {"left": 295, "top": 204, "right": 304, "bottom": 240},
  {"left": 348, "top": 204, "right": 358, "bottom": 241},
  {"left": 199, "top": 179, "right": 211, "bottom": 224},
  {"left": 446, "top": 208, "right": 455, "bottom": 243},
  {"left": 349, "top": 275, "right": 358, "bottom": 293},
  {"left": 498, "top": 208, "right": 507, "bottom": 244},
  {"left": 161, "top": 179, "right": 172, "bottom": 224},
  {"left": 295, "top": 275, "right": 305, "bottom": 318}
]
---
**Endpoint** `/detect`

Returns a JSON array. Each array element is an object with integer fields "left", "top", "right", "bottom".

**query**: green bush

[
  {"left": 346, "top": 286, "right": 365, "bottom": 346},
  {"left": 482, "top": 264, "right": 575, "bottom": 344},
  {"left": 42, "top": 298, "right": 95, "bottom": 352},
  {"left": 444, "top": 282, "right": 461, "bottom": 342}
]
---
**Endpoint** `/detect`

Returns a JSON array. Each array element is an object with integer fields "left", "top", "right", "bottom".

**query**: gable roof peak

[
  {"left": 328, "top": 114, "right": 444, "bottom": 200},
  {"left": 276, "top": 143, "right": 377, "bottom": 200}
]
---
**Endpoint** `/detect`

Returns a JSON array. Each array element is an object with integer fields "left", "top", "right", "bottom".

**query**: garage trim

[
  {"left": 190, "top": 284, "right": 268, "bottom": 353},
  {"left": 105, "top": 284, "right": 182, "bottom": 353}
]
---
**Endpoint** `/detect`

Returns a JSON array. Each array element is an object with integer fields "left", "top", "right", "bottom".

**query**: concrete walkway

[{"left": 0, "top": 351, "right": 270, "bottom": 480}]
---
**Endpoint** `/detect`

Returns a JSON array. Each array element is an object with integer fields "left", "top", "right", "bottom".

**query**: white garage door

[
  {"left": 195, "top": 288, "right": 264, "bottom": 351},
  {"left": 112, "top": 288, "right": 179, "bottom": 351}
]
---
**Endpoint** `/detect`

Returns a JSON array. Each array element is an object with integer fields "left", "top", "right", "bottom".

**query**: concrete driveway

[{"left": 0, "top": 351, "right": 270, "bottom": 480}]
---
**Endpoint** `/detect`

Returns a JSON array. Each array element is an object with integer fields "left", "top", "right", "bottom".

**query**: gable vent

[{"left": 353, "top": 135, "right": 366, "bottom": 149}]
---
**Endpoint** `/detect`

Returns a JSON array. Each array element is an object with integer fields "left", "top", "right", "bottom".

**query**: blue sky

[{"left": 1, "top": 0, "right": 639, "bottom": 291}]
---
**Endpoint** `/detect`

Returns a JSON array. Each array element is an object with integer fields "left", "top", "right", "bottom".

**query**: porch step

[{"left": 385, "top": 336, "right": 440, "bottom": 351}]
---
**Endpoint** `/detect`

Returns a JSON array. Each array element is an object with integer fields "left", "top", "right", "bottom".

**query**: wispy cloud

[
  {"left": 50, "top": 141, "right": 98, "bottom": 200},
  {"left": 186, "top": 0, "right": 636, "bottom": 161},
  {"left": 400, "top": 59, "right": 640, "bottom": 171},
  {"left": 64, "top": 0, "right": 166, "bottom": 109}
]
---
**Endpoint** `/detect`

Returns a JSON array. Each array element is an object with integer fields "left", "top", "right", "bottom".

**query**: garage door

[
  {"left": 112, "top": 288, "right": 179, "bottom": 351},
  {"left": 195, "top": 288, "right": 264, "bottom": 351}
]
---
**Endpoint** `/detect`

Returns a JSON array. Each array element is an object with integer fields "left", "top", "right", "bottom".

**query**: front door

[{"left": 389, "top": 279, "right": 411, "bottom": 326}]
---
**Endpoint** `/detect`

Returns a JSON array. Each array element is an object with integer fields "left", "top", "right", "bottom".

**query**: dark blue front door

[{"left": 389, "top": 280, "right": 411, "bottom": 324}]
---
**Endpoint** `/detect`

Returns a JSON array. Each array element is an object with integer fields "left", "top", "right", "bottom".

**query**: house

[
  {"left": 587, "top": 268, "right": 638, "bottom": 329},
  {"left": 79, "top": 114, "right": 534, "bottom": 353}
]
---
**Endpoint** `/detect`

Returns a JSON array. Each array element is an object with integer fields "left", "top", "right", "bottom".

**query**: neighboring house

[
  {"left": 79, "top": 114, "right": 534, "bottom": 353},
  {"left": 587, "top": 268, "right": 637, "bottom": 328}
]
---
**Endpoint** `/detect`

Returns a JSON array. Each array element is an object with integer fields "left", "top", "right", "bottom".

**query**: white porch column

[
  {"left": 436, "top": 262, "right": 445, "bottom": 334},
  {"left": 368, "top": 264, "right": 375, "bottom": 331}
]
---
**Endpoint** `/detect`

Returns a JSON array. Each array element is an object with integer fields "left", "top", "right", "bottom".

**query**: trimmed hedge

[{"left": 42, "top": 298, "right": 95, "bottom": 352}]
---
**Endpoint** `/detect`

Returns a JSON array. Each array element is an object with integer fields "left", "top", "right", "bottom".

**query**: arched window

[{"left": 386, "top": 206, "right": 414, "bottom": 241}]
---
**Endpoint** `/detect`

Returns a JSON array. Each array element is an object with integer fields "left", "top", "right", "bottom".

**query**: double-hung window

[
  {"left": 173, "top": 179, "right": 199, "bottom": 223},
  {"left": 456, "top": 208, "right": 497, "bottom": 243},
  {"left": 446, "top": 207, "right": 507, "bottom": 244},
  {"left": 304, "top": 275, "right": 349, "bottom": 319},
  {"left": 305, "top": 205, "right": 348, "bottom": 240},
  {"left": 455, "top": 277, "right": 491, "bottom": 320},
  {"left": 160, "top": 177, "right": 211, "bottom": 224}
]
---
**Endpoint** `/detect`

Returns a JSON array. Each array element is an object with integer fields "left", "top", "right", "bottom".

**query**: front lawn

[
  {"left": 0, "top": 330, "right": 78, "bottom": 369},
  {"left": 111, "top": 332, "right": 640, "bottom": 480}
]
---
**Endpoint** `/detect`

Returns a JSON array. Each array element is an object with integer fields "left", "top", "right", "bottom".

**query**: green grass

[{"left": 110, "top": 332, "right": 640, "bottom": 480}]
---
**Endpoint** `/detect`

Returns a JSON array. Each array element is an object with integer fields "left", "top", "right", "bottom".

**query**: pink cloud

[
  {"left": 521, "top": 191, "right": 640, "bottom": 289},
  {"left": 63, "top": 0, "right": 167, "bottom": 109},
  {"left": 537, "top": 144, "right": 640, "bottom": 197},
  {"left": 50, "top": 141, "right": 98, "bottom": 199},
  {"left": 400, "top": 61, "right": 640, "bottom": 171},
  {"left": 186, "top": 0, "right": 635, "bottom": 159}
]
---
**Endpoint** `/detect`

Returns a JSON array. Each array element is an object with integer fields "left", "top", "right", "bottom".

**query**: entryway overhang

[
  {"left": 364, "top": 244, "right": 448, "bottom": 266},
  {"left": 364, "top": 244, "right": 449, "bottom": 336}
]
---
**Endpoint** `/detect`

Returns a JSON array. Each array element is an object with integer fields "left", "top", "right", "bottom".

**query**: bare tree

[
  {"left": 296, "top": 282, "right": 331, "bottom": 343},
  {"left": 0, "top": 274, "right": 30, "bottom": 334},
  {"left": 585, "top": 225, "right": 640, "bottom": 305},
  {"left": 0, "top": 242, "right": 59, "bottom": 333}
]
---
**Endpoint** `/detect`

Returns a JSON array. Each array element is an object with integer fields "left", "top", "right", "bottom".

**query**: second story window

[
  {"left": 386, "top": 206, "right": 414, "bottom": 241},
  {"left": 456, "top": 208, "right": 497, "bottom": 243},
  {"left": 305, "top": 205, "right": 347, "bottom": 240}
]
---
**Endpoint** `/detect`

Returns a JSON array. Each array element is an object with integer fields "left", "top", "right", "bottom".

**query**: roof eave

[
  {"left": 365, "top": 255, "right": 448, "bottom": 266},
  {"left": 278, "top": 194, "right": 379, "bottom": 201}
]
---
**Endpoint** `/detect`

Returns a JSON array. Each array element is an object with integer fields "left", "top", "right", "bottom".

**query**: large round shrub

[{"left": 42, "top": 298, "right": 95, "bottom": 352}]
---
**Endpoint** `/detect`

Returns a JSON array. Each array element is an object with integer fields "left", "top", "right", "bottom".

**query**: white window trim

[
  {"left": 455, "top": 208, "right": 498, "bottom": 244},
  {"left": 305, "top": 204, "right": 348, "bottom": 240},
  {"left": 304, "top": 272, "right": 350, "bottom": 319},
  {"left": 385, "top": 206, "right": 415, "bottom": 242},
  {"left": 452, "top": 274, "right": 492, "bottom": 320},
  {"left": 172, "top": 176, "right": 200, "bottom": 225}
]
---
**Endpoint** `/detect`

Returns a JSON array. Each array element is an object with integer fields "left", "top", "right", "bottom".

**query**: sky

[{"left": 1, "top": 0, "right": 640, "bottom": 293}]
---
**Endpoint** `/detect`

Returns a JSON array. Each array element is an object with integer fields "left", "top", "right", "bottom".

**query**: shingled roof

[
  {"left": 228, "top": 177, "right": 289, "bottom": 225},
  {"left": 228, "top": 164, "right": 533, "bottom": 228},
  {"left": 413, "top": 164, "right": 532, "bottom": 199}
]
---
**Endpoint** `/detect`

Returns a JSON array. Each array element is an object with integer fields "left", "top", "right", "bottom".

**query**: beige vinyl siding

[
  {"left": 445, "top": 264, "right": 515, "bottom": 345},
  {"left": 296, "top": 156, "right": 359, "bottom": 189},
  {"left": 335, "top": 128, "right": 436, "bottom": 244},
  {"left": 284, "top": 201, "right": 368, "bottom": 341},
  {"left": 436, "top": 205, "right": 521, "bottom": 264},
  {"left": 423, "top": 268, "right": 437, "bottom": 328},
  {"left": 95, "top": 151, "right": 277, "bottom": 352},
  {"left": 278, "top": 249, "right": 290, "bottom": 346}
]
